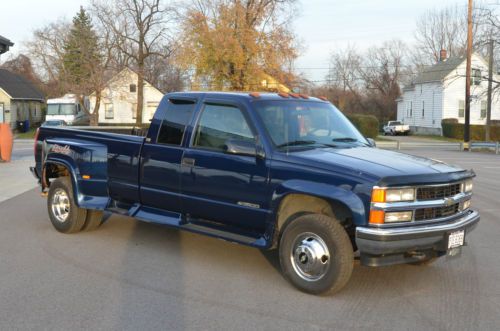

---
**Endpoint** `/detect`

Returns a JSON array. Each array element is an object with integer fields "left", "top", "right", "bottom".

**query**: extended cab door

[
  {"left": 180, "top": 100, "right": 271, "bottom": 234},
  {"left": 139, "top": 97, "right": 197, "bottom": 212}
]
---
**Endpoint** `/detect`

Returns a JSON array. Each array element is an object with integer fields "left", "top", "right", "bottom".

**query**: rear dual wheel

[
  {"left": 279, "top": 214, "right": 354, "bottom": 295},
  {"left": 47, "top": 177, "right": 103, "bottom": 233}
]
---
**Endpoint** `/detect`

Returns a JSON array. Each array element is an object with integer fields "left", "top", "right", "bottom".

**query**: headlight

[
  {"left": 386, "top": 188, "right": 415, "bottom": 202},
  {"left": 463, "top": 179, "right": 473, "bottom": 193},
  {"left": 462, "top": 199, "right": 471, "bottom": 210},
  {"left": 371, "top": 187, "right": 415, "bottom": 203},
  {"left": 385, "top": 211, "right": 413, "bottom": 223}
]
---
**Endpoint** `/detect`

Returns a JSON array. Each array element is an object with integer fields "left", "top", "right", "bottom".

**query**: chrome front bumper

[{"left": 355, "top": 210, "right": 480, "bottom": 266}]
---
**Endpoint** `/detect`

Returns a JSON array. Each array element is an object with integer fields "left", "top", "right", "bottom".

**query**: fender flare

[
  {"left": 270, "top": 179, "right": 367, "bottom": 227},
  {"left": 43, "top": 158, "right": 82, "bottom": 207}
]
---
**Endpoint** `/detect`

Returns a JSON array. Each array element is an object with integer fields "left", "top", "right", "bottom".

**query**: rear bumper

[{"left": 355, "top": 210, "right": 480, "bottom": 266}]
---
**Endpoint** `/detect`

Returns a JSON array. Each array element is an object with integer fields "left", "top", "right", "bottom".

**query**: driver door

[{"left": 180, "top": 101, "right": 271, "bottom": 234}]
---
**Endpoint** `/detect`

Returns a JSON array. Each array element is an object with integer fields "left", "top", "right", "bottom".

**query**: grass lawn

[{"left": 15, "top": 128, "right": 38, "bottom": 139}]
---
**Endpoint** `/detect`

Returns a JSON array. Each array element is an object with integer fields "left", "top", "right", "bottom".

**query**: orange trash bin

[{"left": 0, "top": 123, "right": 14, "bottom": 162}]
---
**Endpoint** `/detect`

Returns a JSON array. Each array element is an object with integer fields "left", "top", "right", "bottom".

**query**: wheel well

[
  {"left": 273, "top": 194, "right": 355, "bottom": 249},
  {"left": 43, "top": 163, "right": 70, "bottom": 188},
  {"left": 277, "top": 194, "right": 352, "bottom": 229}
]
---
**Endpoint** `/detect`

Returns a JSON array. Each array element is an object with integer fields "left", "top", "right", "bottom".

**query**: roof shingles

[
  {"left": 0, "top": 69, "right": 44, "bottom": 101},
  {"left": 412, "top": 57, "right": 464, "bottom": 85}
]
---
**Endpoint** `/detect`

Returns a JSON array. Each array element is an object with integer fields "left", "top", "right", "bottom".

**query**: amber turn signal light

[
  {"left": 371, "top": 188, "right": 386, "bottom": 203},
  {"left": 369, "top": 210, "right": 385, "bottom": 224}
]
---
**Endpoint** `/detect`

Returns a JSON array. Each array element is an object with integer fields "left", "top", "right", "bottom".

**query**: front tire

[
  {"left": 279, "top": 214, "right": 354, "bottom": 295},
  {"left": 47, "top": 177, "right": 87, "bottom": 233}
]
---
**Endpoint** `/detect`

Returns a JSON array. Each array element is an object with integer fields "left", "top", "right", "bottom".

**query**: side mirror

[
  {"left": 366, "top": 138, "right": 376, "bottom": 147},
  {"left": 224, "top": 139, "right": 261, "bottom": 157}
]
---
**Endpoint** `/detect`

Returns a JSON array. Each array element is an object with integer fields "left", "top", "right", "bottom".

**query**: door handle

[{"left": 181, "top": 157, "right": 195, "bottom": 167}]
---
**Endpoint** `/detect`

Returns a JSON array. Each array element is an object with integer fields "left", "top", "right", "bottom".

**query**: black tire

[
  {"left": 47, "top": 177, "right": 87, "bottom": 233},
  {"left": 279, "top": 214, "right": 354, "bottom": 295},
  {"left": 82, "top": 210, "right": 104, "bottom": 231}
]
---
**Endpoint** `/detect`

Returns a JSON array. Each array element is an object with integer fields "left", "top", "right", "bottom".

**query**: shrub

[
  {"left": 345, "top": 114, "right": 379, "bottom": 139},
  {"left": 441, "top": 118, "right": 500, "bottom": 141}
]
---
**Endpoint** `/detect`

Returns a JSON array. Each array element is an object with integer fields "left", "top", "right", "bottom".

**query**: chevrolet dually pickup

[{"left": 31, "top": 92, "right": 479, "bottom": 295}]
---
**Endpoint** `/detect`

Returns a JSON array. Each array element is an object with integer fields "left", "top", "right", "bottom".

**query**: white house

[
  {"left": 397, "top": 52, "right": 500, "bottom": 135},
  {"left": 90, "top": 67, "right": 164, "bottom": 124}
]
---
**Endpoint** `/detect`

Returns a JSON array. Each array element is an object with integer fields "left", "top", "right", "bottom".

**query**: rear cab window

[{"left": 156, "top": 99, "right": 196, "bottom": 145}]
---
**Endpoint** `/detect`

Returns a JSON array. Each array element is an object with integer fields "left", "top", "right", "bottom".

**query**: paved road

[
  {"left": 0, "top": 149, "right": 499, "bottom": 330},
  {"left": 11, "top": 139, "right": 34, "bottom": 161},
  {"left": 0, "top": 140, "right": 37, "bottom": 203}
]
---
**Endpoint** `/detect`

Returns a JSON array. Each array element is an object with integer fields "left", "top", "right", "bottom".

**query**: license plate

[{"left": 448, "top": 230, "right": 465, "bottom": 249}]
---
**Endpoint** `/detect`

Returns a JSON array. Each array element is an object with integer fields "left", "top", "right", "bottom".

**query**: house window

[
  {"left": 471, "top": 69, "right": 481, "bottom": 86},
  {"left": 130, "top": 84, "right": 137, "bottom": 93},
  {"left": 458, "top": 100, "right": 465, "bottom": 118},
  {"left": 410, "top": 101, "right": 412, "bottom": 117},
  {"left": 105, "top": 103, "right": 114, "bottom": 119},
  {"left": 422, "top": 101, "right": 425, "bottom": 118},
  {"left": 131, "top": 103, "right": 137, "bottom": 119},
  {"left": 480, "top": 101, "right": 487, "bottom": 119}
]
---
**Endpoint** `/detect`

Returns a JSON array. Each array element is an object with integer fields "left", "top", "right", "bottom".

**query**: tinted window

[
  {"left": 193, "top": 104, "right": 254, "bottom": 152},
  {"left": 157, "top": 99, "right": 196, "bottom": 145}
]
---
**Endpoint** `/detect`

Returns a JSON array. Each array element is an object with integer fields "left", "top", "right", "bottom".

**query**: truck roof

[{"left": 165, "top": 91, "right": 328, "bottom": 103}]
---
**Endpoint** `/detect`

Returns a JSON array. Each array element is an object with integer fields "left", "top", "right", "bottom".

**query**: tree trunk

[
  {"left": 136, "top": 61, "right": 144, "bottom": 125},
  {"left": 91, "top": 91, "right": 101, "bottom": 126}
]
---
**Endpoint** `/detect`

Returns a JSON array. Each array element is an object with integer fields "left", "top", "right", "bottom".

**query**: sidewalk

[{"left": 0, "top": 159, "right": 37, "bottom": 203}]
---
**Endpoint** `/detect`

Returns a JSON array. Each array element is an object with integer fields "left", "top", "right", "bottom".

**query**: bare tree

[
  {"left": 92, "top": 0, "right": 174, "bottom": 124},
  {"left": 360, "top": 40, "right": 408, "bottom": 123},
  {"left": 414, "top": 5, "right": 466, "bottom": 65},
  {"left": 25, "top": 20, "right": 71, "bottom": 97}
]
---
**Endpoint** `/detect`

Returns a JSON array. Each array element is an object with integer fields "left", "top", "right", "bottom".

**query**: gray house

[{"left": 0, "top": 69, "right": 45, "bottom": 128}]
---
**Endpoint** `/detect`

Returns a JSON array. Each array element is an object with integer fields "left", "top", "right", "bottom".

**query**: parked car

[
  {"left": 41, "top": 120, "right": 67, "bottom": 127},
  {"left": 383, "top": 121, "right": 410, "bottom": 135},
  {"left": 31, "top": 92, "right": 479, "bottom": 295}
]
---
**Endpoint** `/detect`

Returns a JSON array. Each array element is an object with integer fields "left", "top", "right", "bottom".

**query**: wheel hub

[
  {"left": 291, "top": 233, "right": 330, "bottom": 281},
  {"left": 51, "top": 188, "right": 70, "bottom": 223}
]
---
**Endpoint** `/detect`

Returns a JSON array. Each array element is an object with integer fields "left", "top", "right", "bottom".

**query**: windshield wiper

[
  {"left": 332, "top": 137, "right": 359, "bottom": 142},
  {"left": 332, "top": 137, "right": 370, "bottom": 146},
  {"left": 276, "top": 140, "right": 317, "bottom": 148}
]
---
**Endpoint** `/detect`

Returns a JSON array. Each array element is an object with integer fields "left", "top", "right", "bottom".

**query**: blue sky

[{"left": 0, "top": 0, "right": 465, "bottom": 81}]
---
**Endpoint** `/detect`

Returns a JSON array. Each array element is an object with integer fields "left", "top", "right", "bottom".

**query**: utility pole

[
  {"left": 486, "top": 38, "right": 494, "bottom": 141},
  {"left": 464, "top": 0, "right": 473, "bottom": 147}
]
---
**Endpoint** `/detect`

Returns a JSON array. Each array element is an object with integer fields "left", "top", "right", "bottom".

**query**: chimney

[{"left": 439, "top": 49, "right": 447, "bottom": 62}]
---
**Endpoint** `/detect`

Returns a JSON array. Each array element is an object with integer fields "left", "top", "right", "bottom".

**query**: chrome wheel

[
  {"left": 51, "top": 188, "right": 70, "bottom": 223},
  {"left": 290, "top": 232, "right": 330, "bottom": 281}
]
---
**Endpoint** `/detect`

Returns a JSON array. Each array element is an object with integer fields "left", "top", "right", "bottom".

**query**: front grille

[
  {"left": 417, "top": 183, "right": 461, "bottom": 201},
  {"left": 414, "top": 203, "right": 460, "bottom": 221}
]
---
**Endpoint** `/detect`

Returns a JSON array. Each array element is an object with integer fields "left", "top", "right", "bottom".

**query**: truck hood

[{"left": 281, "top": 146, "right": 470, "bottom": 185}]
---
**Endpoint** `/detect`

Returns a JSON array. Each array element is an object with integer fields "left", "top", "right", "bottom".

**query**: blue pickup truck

[{"left": 31, "top": 92, "right": 479, "bottom": 295}]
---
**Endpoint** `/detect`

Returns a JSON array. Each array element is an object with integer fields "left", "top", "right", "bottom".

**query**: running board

[{"left": 179, "top": 222, "right": 267, "bottom": 247}]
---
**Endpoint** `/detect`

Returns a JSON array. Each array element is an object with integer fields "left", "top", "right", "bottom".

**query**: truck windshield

[
  {"left": 47, "top": 104, "right": 60, "bottom": 115},
  {"left": 254, "top": 100, "right": 368, "bottom": 149},
  {"left": 47, "top": 104, "right": 77, "bottom": 115}
]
